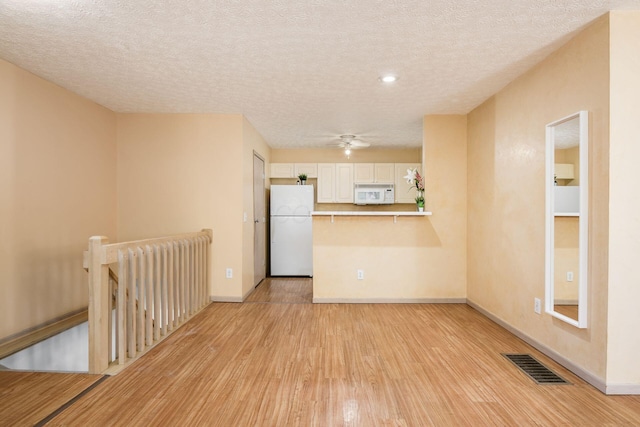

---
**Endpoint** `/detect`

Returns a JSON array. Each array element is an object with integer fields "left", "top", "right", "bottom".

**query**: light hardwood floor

[
  {"left": 4, "top": 278, "right": 640, "bottom": 426},
  {"left": 0, "top": 371, "right": 102, "bottom": 426},
  {"left": 554, "top": 304, "right": 579, "bottom": 320}
]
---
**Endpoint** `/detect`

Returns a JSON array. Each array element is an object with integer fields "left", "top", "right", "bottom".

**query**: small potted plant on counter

[{"left": 298, "top": 173, "right": 307, "bottom": 185}]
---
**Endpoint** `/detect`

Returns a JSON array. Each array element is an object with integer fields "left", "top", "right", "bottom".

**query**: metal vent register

[{"left": 503, "top": 354, "right": 570, "bottom": 385}]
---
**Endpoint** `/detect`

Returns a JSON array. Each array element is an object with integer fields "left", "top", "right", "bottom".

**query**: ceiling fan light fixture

[{"left": 379, "top": 75, "right": 398, "bottom": 83}]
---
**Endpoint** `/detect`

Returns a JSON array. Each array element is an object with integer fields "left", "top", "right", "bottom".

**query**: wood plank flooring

[
  {"left": 4, "top": 278, "right": 640, "bottom": 426},
  {"left": 555, "top": 304, "right": 579, "bottom": 320},
  {"left": 245, "top": 277, "right": 313, "bottom": 304},
  {"left": 0, "top": 371, "right": 102, "bottom": 426}
]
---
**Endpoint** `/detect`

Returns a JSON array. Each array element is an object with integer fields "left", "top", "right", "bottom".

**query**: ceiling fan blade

[
  {"left": 350, "top": 140, "right": 370, "bottom": 147},
  {"left": 324, "top": 133, "right": 374, "bottom": 149}
]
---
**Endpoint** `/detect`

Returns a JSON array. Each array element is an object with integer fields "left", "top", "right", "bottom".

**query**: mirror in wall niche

[{"left": 545, "top": 111, "right": 588, "bottom": 328}]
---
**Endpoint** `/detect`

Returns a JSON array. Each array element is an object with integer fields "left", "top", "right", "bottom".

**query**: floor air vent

[{"left": 503, "top": 354, "right": 570, "bottom": 385}]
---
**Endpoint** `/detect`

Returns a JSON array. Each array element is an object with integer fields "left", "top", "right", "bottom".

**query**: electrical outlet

[
  {"left": 243, "top": 212, "right": 248, "bottom": 223},
  {"left": 357, "top": 269, "right": 364, "bottom": 280},
  {"left": 567, "top": 271, "right": 574, "bottom": 282},
  {"left": 534, "top": 297, "right": 541, "bottom": 314},
  {"left": 226, "top": 268, "right": 233, "bottom": 279}
]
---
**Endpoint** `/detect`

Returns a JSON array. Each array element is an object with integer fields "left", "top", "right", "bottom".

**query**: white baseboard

[
  {"left": 466, "top": 299, "right": 608, "bottom": 394},
  {"left": 313, "top": 297, "right": 467, "bottom": 304},
  {"left": 210, "top": 296, "right": 242, "bottom": 303},
  {"left": 605, "top": 384, "right": 640, "bottom": 395}
]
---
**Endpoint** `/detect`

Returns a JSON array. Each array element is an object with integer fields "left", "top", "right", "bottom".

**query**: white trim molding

[
  {"left": 210, "top": 296, "right": 243, "bottom": 303},
  {"left": 605, "top": 384, "right": 640, "bottom": 395},
  {"left": 313, "top": 298, "right": 466, "bottom": 304}
]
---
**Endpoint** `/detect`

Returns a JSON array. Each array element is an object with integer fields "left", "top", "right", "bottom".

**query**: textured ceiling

[
  {"left": 1, "top": 1, "right": 638, "bottom": 148},
  {"left": 554, "top": 116, "right": 581, "bottom": 149}
]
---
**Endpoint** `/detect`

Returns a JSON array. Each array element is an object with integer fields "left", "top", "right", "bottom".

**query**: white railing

[{"left": 84, "top": 229, "right": 212, "bottom": 374}]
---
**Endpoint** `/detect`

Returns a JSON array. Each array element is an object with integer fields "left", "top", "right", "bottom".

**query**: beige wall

[
  {"left": 467, "top": 16, "right": 610, "bottom": 380},
  {"left": 607, "top": 11, "right": 640, "bottom": 388},
  {"left": 0, "top": 59, "right": 117, "bottom": 339},
  {"left": 241, "top": 117, "right": 271, "bottom": 297},
  {"left": 271, "top": 147, "right": 421, "bottom": 163},
  {"left": 116, "top": 114, "right": 245, "bottom": 300},
  {"left": 313, "top": 115, "right": 466, "bottom": 301},
  {"left": 423, "top": 115, "right": 468, "bottom": 294}
]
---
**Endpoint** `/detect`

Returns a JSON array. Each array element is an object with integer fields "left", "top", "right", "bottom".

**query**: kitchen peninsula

[{"left": 311, "top": 209, "right": 463, "bottom": 304}]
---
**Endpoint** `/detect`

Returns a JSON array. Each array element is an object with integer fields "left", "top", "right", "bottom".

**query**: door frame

[{"left": 252, "top": 151, "right": 267, "bottom": 287}]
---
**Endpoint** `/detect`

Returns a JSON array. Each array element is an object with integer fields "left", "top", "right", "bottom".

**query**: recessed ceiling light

[{"left": 380, "top": 75, "right": 398, "bottom": 83}]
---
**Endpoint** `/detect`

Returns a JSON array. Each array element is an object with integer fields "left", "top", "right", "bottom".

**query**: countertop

[{"left": 311, "top": 211, "right": 432, "bottom": 217}]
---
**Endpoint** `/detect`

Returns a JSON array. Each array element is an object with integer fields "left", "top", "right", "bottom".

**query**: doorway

[{"left": 253, "top": 153, "right": 266, "bottom": 287}]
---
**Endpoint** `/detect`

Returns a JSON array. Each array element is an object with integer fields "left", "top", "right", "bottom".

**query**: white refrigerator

[{"left": 270, "top": 185, "right": 314, "bottom": 276}]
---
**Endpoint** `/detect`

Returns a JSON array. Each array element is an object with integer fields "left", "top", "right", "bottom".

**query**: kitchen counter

[
  {"left": 312, "top": 210, "right": 431, "bottom": 216},
  {"left": 312, "top": 210, "right": 432, "bottom": 222}
]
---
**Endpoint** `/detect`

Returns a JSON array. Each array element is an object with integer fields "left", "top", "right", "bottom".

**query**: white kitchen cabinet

[
  {"left": 270, "top": 163, "right": 295, "bottom": 178},
  {"left": 271, "top": 163, "right": 318, "bottom": 179},
  {"left": 294, "top": 163, "right": 318, "bottom": 178},
  {"left": 354, "top": 163, "right": 394, "bottom": 184},
  {"left": 374, "top": 163, "right": 395, "bottom": 183},
  {"left": 317, "top": 163, "right": 336, "bottom": 203},
  {"left": 317, "top": 163, "right": 353, "bottom": 203},
  {"left": 354, "top": 163, "right": 375, "bottom": 183},
  {"left": 394, "top": 163, "right": 422, "bottom": 203},
  {"left": 335, "top": 163, "right": 354, "bottom": 203}
]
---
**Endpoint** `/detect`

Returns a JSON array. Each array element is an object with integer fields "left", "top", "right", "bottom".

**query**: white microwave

[{"left": 354, "top": 183, "right": 394, "bottom": 205}]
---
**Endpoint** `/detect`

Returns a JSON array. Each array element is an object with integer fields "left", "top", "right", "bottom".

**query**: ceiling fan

[{"left": 331, "top": 135, "right": 371, "bottom": 157}]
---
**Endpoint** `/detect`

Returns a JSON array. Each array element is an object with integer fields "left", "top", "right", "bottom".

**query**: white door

[{"left": 253, "top": 153, "right": 266, "bottom": 286}]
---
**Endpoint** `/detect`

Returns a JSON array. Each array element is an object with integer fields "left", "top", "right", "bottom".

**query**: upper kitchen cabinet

[
  {"left": 394, "top": 163, "right": 422, "bottom": 203},
  {"left": 317, "top": 163, "right": 336, "bottom": 203},
  {"left": 317, "top": 163, "right": 354, "bottom": 203},
  {"left": 353, "top": 163, "right": 394, "bottom": 184},
  {"left": 271, "top": 163, "right": 295, "bottom": 178},
  {"left": 335, "top": 164, "right": 354, "bottom": 203},
  {"left": 374, "top": 163, "right": 395, "bottom": 183},
  {"left": 354, "top": 163, "right": 375, "bottom": 183},
  {"left": 271, "top": 163, "right": 318, "bottom": 179},
  {"left": 294, "top": 163, "right": 318, "bottom": 178}
]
